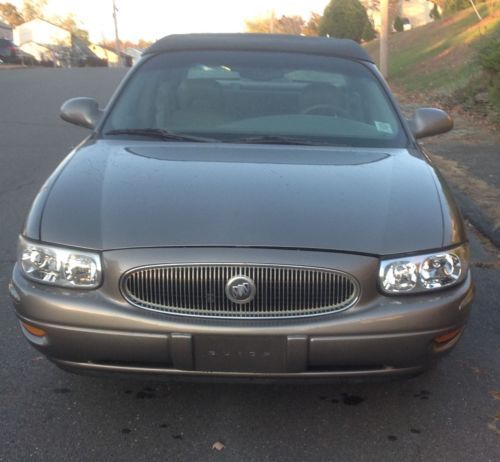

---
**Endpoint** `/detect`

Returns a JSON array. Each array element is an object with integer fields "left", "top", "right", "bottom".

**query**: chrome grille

[{"left": 121, "top": 264, "right": 359, "bottom": 319}]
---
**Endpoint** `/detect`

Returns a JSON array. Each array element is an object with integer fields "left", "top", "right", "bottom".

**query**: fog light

[
  {"left": 21, "top": 321, "right": 47, "bottom": 337},
  {"left": 434, "top": 328, "right": 462, "bottom": 345}
]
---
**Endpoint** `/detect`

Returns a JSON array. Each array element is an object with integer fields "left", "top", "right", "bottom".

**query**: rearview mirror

[
  {"left": 60, "top": 97, "right": 104, "bottom": 129},
  {"left": 408, "top": 108, "right": 453, "bottom": 139}
]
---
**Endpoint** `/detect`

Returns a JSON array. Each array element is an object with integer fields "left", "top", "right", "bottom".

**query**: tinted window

[{"left": 103, "top": 51, "right": 407, "bottom": 148}]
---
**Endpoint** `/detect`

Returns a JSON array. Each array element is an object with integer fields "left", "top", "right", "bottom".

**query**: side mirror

[
  {"left": 408, "top": 108, "right": 453, "bottom": 139},
  {"left": 60, "top": 97, "right": 104, "bottom": 129}
]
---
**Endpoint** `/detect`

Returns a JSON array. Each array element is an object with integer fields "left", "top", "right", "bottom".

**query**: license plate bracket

[{"left": 194, "top": 335, "right": 287, "bottom": 373}]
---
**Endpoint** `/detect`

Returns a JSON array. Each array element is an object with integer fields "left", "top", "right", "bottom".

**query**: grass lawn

[{"left": 364, "top": 2, "right": 500, "bottom": 97}]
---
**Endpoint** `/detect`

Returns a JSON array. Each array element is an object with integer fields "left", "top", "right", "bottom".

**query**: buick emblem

[{"left": 225, "top": 275, "right": 256, "bottom": 304}]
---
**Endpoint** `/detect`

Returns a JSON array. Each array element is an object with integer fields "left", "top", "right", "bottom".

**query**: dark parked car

[
  {"left": 0, "top": 39, "right": 37, "bottom": 65},
  {"left": 0, "top": 38, "right": 19, "bottom": 64},
  {"left": 10, "top": 34, "right": 474, "bottom": 379}
]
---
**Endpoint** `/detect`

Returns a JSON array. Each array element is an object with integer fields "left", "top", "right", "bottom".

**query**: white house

[
  {"left": 13, "top": 19, "right": 103, "bottom": 67},
  {"left": 0, "top": 20, "right": 13, "bottom": 41},
  {"left": 363, "top": 0, "right": 437, "bottom": 31},
  {"left": 401, "top": 0, "right": 437, "bottom": 28},
  {"left": 19, "top": 41, "right": 55, "bottom": 62},
  {"left": 14, "top": 18, "right": 71, "bottom": 47},
  {"left": 124, "top": 47, "right": 142, "bottom": 66},
  {"left": 89, "top": 43, "right": 121, "bottom": 65}
]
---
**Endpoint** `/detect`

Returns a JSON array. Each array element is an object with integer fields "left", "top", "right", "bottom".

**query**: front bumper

[{"left": 10, "top": 247, "right": 475, "bottom": 379}]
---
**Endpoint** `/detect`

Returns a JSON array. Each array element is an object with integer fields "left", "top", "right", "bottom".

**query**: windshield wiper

[
  {"left": 104, "top": 128, "right": 218, "bottom": 143},
  {"left": 234, "top": 135, "right": 327, "bottom": 146}
]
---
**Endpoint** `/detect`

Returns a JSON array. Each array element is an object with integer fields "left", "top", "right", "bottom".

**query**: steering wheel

[{"left": 301, "top": 104, "right": 348, "bottom": 118}]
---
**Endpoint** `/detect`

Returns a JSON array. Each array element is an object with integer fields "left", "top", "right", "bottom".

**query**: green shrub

[
  {"left": 478, "top": 29, "right": 500, "bottom": 111},
  {"left": 435, "top": 0, "right": 487, "bottom": 15},
  {"left": 445, "top": 0, "right": 472, "bottom": 12},
  {"left": 362, "top": 18, "right": 376, "bottom": 41},
  {"left": 394, "top": 16, "right": 404, "bottom": 32},
  {"left": 479, "top": 38, "right": 500, "bottom": 73},
  {"left": 319, "top": 0, "right": 374, "bottom": 43},
  {"left": 430, "top": 3, "right": 441, "bottom": 21},
  {"left": 490, "top": 76, "right": 500, "bottom": 108},
  {"left": 442, "top": 0, "right": 488, "bottom": 13}
]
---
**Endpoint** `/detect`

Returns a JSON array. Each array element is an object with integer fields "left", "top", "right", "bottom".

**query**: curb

[
  {"left": 451, "top": 186, "right": 500, "bottom": 248},
  {"left": 0, "top": 65, "right": 28, "bottom": 70}
]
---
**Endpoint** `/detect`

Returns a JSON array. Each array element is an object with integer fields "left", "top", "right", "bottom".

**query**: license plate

[{"left": 194, "top": 335, "right": 287, "bottom": 373}]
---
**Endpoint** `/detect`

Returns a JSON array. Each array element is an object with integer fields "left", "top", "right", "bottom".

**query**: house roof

[
  {"left": 144, "top": 33, "right": 373, "bottom": 63},
  {"left": 124, "top": 47, "right": 142, "bottom": 55},
  {"left": 16, "top": 18, "right": 69, "bottom": 34},
  {"left": 72, "top": 35, "right": 98, "bottom": 58},
  {"left": 91, "top": 43, "right": 129, "bottom": 58}
]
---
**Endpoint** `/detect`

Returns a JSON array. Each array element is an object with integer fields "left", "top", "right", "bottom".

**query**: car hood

[{"left": 38, "top": 140, "right": 461, "bottom": 255}]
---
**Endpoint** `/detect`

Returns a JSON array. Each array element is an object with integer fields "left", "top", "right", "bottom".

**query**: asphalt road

[{"left": 0, "top": 68, "right": 499, "bottom": 462}]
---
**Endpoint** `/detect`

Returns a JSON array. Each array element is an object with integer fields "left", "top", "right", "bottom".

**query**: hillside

[{"left": 364, "top": 2, "right": 500, "bottom": 107}]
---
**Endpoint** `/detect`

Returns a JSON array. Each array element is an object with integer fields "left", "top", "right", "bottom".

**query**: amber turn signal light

[
  {"left": 21, "top": 321, "right": 47, "bottom": 337},
  {"left": 434, "top": 327, "right": 462, "bottom": 345}
]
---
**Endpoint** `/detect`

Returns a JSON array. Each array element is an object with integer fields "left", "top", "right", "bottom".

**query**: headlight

[
  {"left": 18, "top": 237, "right": 102, "bottom": 289},
  {"left": 379, "top": 244, "right": 469, "bottom": 294}
]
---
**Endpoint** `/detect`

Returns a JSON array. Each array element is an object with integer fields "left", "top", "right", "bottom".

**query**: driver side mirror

[
  {"left": 60, "top": 97, "right": 104, "bottom": 129},
  {"left": 408, "top": 107, "right": 453, "bottom": 139}
]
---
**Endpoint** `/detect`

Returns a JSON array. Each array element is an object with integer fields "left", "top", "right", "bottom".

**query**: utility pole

[
  {"left": 379, "top": 0, "right": 389, "bottom": 78},
  {"left": 270, "top": 9, "right": 275, "bottom": 33},
  {"left": 112, "top": 0, "right": 121, "bottom": 67}
]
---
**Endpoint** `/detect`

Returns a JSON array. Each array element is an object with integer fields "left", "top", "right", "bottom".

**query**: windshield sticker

[{"left": 374, "top": 121, "right": 393, "bottom": 134}]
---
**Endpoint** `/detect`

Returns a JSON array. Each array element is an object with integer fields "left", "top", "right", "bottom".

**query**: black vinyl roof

[{"left": 144, "top": 33, "right": 373, "bottom": 63}]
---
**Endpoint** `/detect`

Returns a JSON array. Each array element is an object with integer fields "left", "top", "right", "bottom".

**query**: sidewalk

[{"left": 397, "top": 91, "right": 500, "bottom": 248}]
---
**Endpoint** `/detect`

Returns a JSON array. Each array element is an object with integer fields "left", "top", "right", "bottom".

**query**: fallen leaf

[
  {"left": 470, "top": 366, "right": 488, "bottom": 376},
  {"left": 487, "top": 412, "right": 500, "bottom": 435},
  {"left": 489, "top": 391, "right": 500, "bottom": 401},
  {"left": 212, "top": 441, "right": 225, "bottom": 451}
]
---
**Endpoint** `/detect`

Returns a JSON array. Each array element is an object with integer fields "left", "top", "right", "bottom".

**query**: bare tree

[
  {"left": 22, "top": 0, "right": 47, "bottom": 21},
  {"left": 302, "top": 12, "right": 322, "bottom": 36},
  {"left": 52, "top": 13, "right": 90, "bottom": 44},
  {"left": 245, "top": 14, "right": 305, "bottom": 35},
  {"left": 0, "top": 2, "right": 24, "bottom": 26}
]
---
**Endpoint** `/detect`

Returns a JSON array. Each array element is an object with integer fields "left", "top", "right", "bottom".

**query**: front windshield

[{"left": 102, "top": 50, "right": 407, "bottom": 148}]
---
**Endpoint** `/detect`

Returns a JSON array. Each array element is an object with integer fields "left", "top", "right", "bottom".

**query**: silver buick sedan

[{"left": 10, "top": 34, "right": 474, "bottom": 379}]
